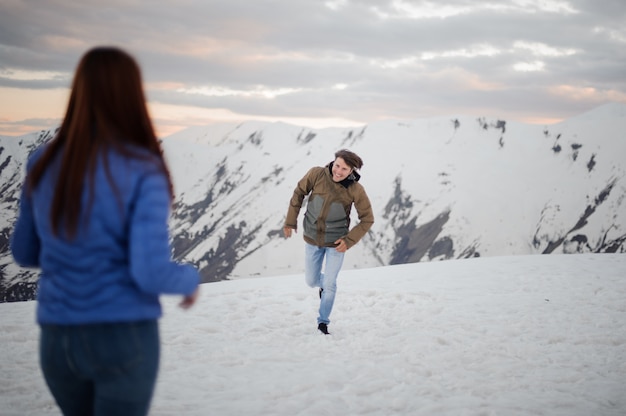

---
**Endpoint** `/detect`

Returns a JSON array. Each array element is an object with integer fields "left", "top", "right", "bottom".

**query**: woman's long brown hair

[{"left": 27, "top": 46, "right": 173, "bottom": 238}]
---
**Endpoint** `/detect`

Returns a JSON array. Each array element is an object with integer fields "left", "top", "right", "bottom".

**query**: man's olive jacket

[{"left": 285, "top": 163, "right": 374, "bottom": 249}]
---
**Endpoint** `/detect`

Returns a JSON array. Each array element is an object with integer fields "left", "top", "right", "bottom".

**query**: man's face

[{"left": 332, "top": 157, "right": 352, "bottom": 182}]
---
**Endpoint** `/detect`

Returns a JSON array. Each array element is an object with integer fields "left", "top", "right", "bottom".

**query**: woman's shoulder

[
  {"left": 108, "top": 145, "right": 163, "bottom": 173},
  {"left": 26, "top": 142, "right": 50, "bottom": 170}
]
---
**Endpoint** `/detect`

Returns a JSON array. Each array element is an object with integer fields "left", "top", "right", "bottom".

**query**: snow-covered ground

[{"left": 1, "top": 253, "right": 625, "bottom": 416}]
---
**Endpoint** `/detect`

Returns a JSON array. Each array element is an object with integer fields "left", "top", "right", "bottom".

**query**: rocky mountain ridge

[{"left": 1, "top": 103, "right": 624, "bottom": 301}]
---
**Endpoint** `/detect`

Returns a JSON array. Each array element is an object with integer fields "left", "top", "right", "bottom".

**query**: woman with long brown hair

[{"left": 11, "top": 46, "right": 200, "bottom": 416}]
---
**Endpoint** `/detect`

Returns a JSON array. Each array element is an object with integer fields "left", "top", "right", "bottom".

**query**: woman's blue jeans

[
  {"left": 304, "top": 242, "right": 345, "bottom": 325},
  {"left": 39, "top": 320, "right": 160, "bottom": 416}
]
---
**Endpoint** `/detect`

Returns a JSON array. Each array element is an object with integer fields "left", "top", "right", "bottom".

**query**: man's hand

[
  {"left": 283, "top": 227, "right": 295, "bottom": 238},
  {"left": 334, "top": 238, "right": 348, "bottom": 253}
]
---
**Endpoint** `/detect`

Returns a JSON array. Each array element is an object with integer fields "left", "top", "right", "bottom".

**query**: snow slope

[{"left": 1, "top": 254, "right": 625, "bottom": 415}]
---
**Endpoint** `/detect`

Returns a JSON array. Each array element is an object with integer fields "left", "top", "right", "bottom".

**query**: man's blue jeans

[
  {"left": 304, "top": 242, "right": 345, "bottom": 325},
  {"left": 39, "top": 320, "right": 160, "bottom": 416}
]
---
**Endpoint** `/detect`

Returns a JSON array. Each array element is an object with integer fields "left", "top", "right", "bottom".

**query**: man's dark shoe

[
  {"left": 318, "top": 323, "right": 330, "bottom": 335},
  {"left": 319, "top": 288, "right": 323, "bottom": 299}
]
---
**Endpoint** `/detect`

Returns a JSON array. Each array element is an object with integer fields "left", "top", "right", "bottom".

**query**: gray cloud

[{"left": 1, "top": 0, "right": 625, "bottom": 132}]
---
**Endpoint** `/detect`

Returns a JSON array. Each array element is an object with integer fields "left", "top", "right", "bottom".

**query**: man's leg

[
  {"left": 304, "top": 243, "right": 324, "bottom": 289},
  {"left": 317, "top": 247, "right": 344, "bottom": 325}
]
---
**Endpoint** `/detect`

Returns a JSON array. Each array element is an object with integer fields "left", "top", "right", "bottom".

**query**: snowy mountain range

[{"left": 1, "top": 103, "right": 625, "bottom": 302}]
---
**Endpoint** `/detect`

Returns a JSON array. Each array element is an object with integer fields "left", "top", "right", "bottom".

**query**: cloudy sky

[{"left": 1, "top": 0, "right": 625, "bottom": 137}]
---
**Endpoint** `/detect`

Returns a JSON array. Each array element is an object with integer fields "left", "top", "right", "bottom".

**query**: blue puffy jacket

[{"left": 11, "top": 144, "right": 199, "bottom": 325}]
